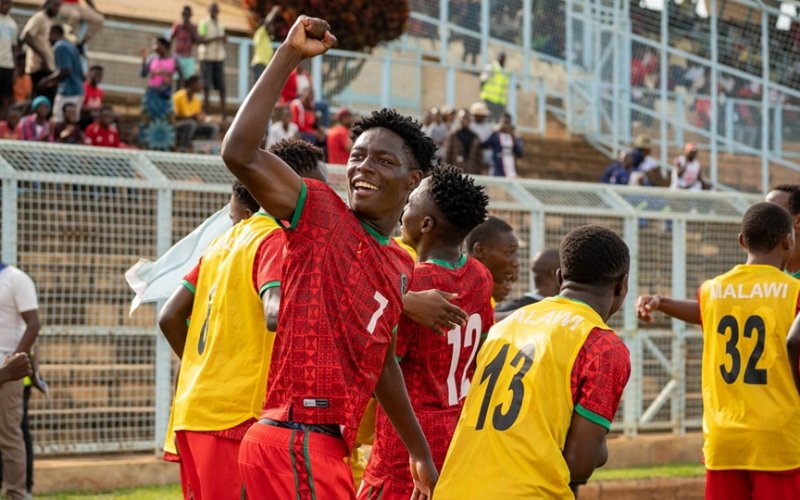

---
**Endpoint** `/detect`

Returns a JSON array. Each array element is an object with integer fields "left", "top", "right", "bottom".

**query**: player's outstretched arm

[
  {"left": 562, "top": 413, "right": 609, "bottom": 498},
  {"left": 786, "top": 313, "right": 800, "bottom": 397},
  {"left": 221, "top": 16, "right": 336, "bottom": 221},
  {"left": 374, "top": 337, "right": 438, "bottom": 498},
  {"left": 0, "top": 353, "right": 32, "bottom": 385},
  {"left": 404, "top": 289, "right": 467, "bottom": 332},
  {"left": 636, "top": 295, "right": 701, "bottom": 325},
  {"left": 158, "top": 286, "right": 194, "bottom": 358}
]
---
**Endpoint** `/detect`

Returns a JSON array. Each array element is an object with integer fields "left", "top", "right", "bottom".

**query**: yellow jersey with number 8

[
  {"left": 436, "top": 296, "right": 611, "bottom": 499},
  {"left": 699, "top": 264, "right": 800, "bottom": 470}
]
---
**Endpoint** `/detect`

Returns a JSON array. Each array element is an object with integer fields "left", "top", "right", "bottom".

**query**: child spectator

[
  {"left": 18, "top": 96, "right": 52, "bottom": 142},
  {"left": 0, "top": 105, "right": 21, "bottom": 139},
  {"left": 84, "top": 105, "right": 120, "bottom": 147}
]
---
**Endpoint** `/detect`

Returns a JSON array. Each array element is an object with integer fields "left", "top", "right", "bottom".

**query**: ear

[
  {"left": 784, "top": 232, "right": 795, "bottom": 251},
  {"left": 614, "top": 273, "right": 629, "bottom": 298},
  {"left": 472, "top": 241, "right": 485, "bottom": 259},
  {"left": 406, "top": 169, "right": 423, "bottom": 191},
  {"left": 556, "top": 268, "right": 563, "bottom": 287},
  {"left": 420, "top": 215, "right": 435, "bottom": 235},
  {"left": 737, "top": 233, "right": 746, "bottom": 251},
  {"left": 243, "top": 209, "right": 254, "bottom": 220}
]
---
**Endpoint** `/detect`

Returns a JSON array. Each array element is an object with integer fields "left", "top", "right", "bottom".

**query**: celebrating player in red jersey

[
  {"left": 359, "top": 165, "right": 494, "bottom": 500},
  {"left": 222, "top": 16, "right": 439, "bottom": 500}
]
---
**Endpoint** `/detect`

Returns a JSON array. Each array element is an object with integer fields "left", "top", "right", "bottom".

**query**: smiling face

[{"left": 347, "top": 127, "right": 422, "bottom": 224}]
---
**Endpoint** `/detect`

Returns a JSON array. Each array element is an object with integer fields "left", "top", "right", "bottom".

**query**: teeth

[{"left": 354, "top": 181, "right": 379, "bottom": 191}]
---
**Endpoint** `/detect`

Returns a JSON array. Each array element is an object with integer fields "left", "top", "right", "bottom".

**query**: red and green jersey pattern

[
  {"left": 364, "top": 256, "right": 494, "bottom": 491},
  {"left": 262, "top": 180, "right": 414, "bottom": 452}
]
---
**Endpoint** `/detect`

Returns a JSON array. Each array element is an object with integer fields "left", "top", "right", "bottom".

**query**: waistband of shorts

[
  {"left": 248, "top": 419, "right": 349, "bottom": 458},
  {"left": 258, "top": 418, "right": 342, "bottom": 439}
]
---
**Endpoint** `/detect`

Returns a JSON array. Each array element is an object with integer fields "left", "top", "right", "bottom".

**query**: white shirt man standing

[{"left": 0, "top": 263, "right": 40, "bottom": 500}]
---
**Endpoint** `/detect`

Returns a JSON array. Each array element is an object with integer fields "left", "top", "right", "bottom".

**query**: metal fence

[{"left": 0, "top": 141, "right": 761, "bottom": 454}]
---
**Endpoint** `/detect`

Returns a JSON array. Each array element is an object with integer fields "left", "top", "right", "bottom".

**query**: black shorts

[
  {"left": 0, "top": 68, "right": 13, "bottom": 98},
  {"left": 201, "top": 61, "right": 224, "bottom": 91}
]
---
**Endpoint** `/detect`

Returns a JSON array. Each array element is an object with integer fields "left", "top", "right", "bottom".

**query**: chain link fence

[{"left": 0, "top": 142, "right": 762, "bottom": 454}]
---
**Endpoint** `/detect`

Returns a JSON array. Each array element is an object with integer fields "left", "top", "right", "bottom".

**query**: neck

[
  {"left": 358, "top": 212, "right": 400, "bottom": 239},
  {"left": 746, "top": 252, "right": 786, "bottom": 270},
  {"left": 558, "top": 284, "right": 613, "bottom": 321},
  {"left": 416, "top": 239, "right": 461, "bottom": 265}
]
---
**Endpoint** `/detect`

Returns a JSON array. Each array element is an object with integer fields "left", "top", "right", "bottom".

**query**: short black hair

[
  {"left": 742, "top": 202, "right": 793, "bottom": 254},
  {"left": 465, "top": 216, "right": 515, "bottom": 253},
  {"left": 269, "top": 138, "right": 324, "bottom": 175},
  {"left": 61, "top": 102, "right": 76, "bottom": 113},
  {"left": 89, "top": 65, "right": 104, "bottom": 72},
  {"left": 772, "top": 184, "right": 800, "bottom": 215},
  {"left": 156, "top": 37, "right": 171, "bottom": 48},
  {"left": 351, "top": 108, "right": 436, "bottom": 174},
  {"left": 50, "top": 24, "right": 64, "bottom": 36},
  {"left": 560, "top": 225, "right": 630, "bottom": 287},
  {"left": 185, "top": 75, "right": 200, "bottom": 87},
  {"left": 429, "top": 164, "right": 488, "bottom": 240},
  {"left": 232, "top": 181, "right": 259, "bottom": 213}
]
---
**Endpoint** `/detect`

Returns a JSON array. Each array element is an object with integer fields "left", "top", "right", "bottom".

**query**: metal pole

[
  {"left": 671, "top": 218, "right": 687, "bottom": 434},
  {"left": 709, "top": 0, "right": 719, "bottom": 187},
  {"left": 566, "top": 0, "right": 574, "bottom": 129},
  {"left": 381, "top": 48, "right": 392, "bottom": 109},
  {"left": 523, "top": 0, "right": 533, "bottom": 88},
  {"left": 480, "top": 0, "right": 490, "bottom": 67},
  {"left": 623, "top": 214, "right": 640, "bottom": 436},
  {"left": 774, "top": 102, "right": 783, "bottom": 157},
  {"left": 446, "top": 66, "right": 456, "bottom": 109},
  {"left": 312, "top": 57, "right": 323, "bottom": 105},
  {"left": 237, "top": 39, "right": 249, "bottom": 103},
  {"left": 760, "top": 10, "right": 770, "bottom": 195},
  {"left": 537, "top": 78, "right": 547, "bottom": 135},
  {"left": 439, "top": 0, "right": 449, "bottom": 64},
  {"left": 659, "top": 0, "right": 669, "bottom": 169},
  {"left": 1, "top": 178, "right": 18, "bottom": 265},
  {"left": 675, "top": 93, "right": 685, "bottom": 147},
  {"left": 154, "top": 188, "right": 173, "bottom": 453}
]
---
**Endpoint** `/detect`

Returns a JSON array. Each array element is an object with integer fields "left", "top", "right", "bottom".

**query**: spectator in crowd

[
  {"left": 279, "top": 61, "right": 329, "bottom": 126},
  {"left": 290, "top": 87, "right": 324, "bottom": 146},
  {"left": 13, "top": 54, "right": 32, "bottom": 107},
  {"left": 469, "top": 101, "right": 494, "bottom": 168},
  {"left": 266, "top": 105, "right": 297, "bottom": 148},
  {"left": 0, "top": 261, "right": 40, "bottom": 500},
  {"left": 52, "top": 101, "right": 81, "bottom": 143},
  {"left": 169, "top": 5, "right": 200, "bottom": 87},
  {"left": 484, "top": 113, "right": 523, "bottom": 177},
  {"left": 198, "top": 2, "right": 226, "bottom": 121},
  {"left": 672, "top": 142, "right": 709, "bottom": 190},
  {"left": 326, "top": 107, "right": 353, "bottom": 165},
  {"left": 0, "top": 105, "right": 21, "bottom": 138},
  {"left": 427, "top": 106, "right": 451, "bottom": 158},
  {"left": 444, "top": 109, "right": 484, "bottom": 174},
  {"left": 139, "top": 37, "right": 183, "bottom": 150},
  {"left": 173, "top": 75, "right": 219, "bottom": 152},
  {"left": 19, "top": 95, "right": 52, "bottom": 141},
  {"left": 58, "top": 0, "right": 103, "bottom": 52},
  {"left": 80, "top": 64, "right": 102, "bottom": 129},
  {"left": 21, "top": 0, "right": 61, "bottom": 106},
  {"left": 84, "top": 104, "right": 119, "bottom": 147},
  {"left": 0, "top": 0, "right": 18, "bottom": 119},
  {"left": 480, "top": 51, "right": 509, "bottom": 121},
  {"left": 495, "top": 247, "right": 560, "bottom": 320},
  {"left": 251, "top": 5, "right": 280, "bottom": 84},
  {"left": 600, "top": 152, "right": 634, "bottom": 185},
  {"left": 39, "top": 24, "right": 83, "bottom": 124}
]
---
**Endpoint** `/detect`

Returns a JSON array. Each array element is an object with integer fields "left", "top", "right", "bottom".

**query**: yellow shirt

[
  {"left": 173, "top": 89, "right": 202, "bottom": 119},
  {"left": 251, "top": 25, "right": 273, "bottom": 66},
  {"left": 393, "top": 236, "right": 417, "bottom": 262},
  {"left": 437, "top": 297, "right": 611, "bottom": 498},
  {"left": 699, "top": 264, "right": 800, "bottom": 471},
  {"left": 169, "top": 215, "right": 280, "bottom": 433}
]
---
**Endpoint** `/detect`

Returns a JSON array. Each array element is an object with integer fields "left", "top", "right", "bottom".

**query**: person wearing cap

[
  {"left": 628, "top": 134, "right": 652, "bottom": 171},
  {"left": 18, "top": 96, "right": 52, "bottom": 141},
  {"left": 672, "top": 142, "right": 708, "bottom": 190},
  {"left": 326, "top": 107, "right": 354, "bottom": 165},
  {"left": 480, "top": 52, "right": 509, "bottom": 122}
]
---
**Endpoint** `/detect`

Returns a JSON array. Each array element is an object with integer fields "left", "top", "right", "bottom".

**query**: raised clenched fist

[{"left": 284, "top": 16, "right": 337, "bottom": 59}]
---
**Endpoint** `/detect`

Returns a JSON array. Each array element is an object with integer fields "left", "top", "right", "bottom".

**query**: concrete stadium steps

[{"left": 516, "top": 134, "right": 612, "bottom": 182}]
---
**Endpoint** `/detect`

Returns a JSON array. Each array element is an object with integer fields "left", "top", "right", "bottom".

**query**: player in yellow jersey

[
  {"left": 158, "top": 139, "right": 327, "bottom": 500},
  {"left": 436, "top": 225, "right": 631, "bottom": 498},
  {"left": 640, "top": 203, "right": 800, "bottom": 499}
]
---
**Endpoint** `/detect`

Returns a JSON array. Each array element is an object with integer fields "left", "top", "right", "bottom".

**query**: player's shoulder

[{"left": 585, "top": 327, "right": 630, "bottom": 358}]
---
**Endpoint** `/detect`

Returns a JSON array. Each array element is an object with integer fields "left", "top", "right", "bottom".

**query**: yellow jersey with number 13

[
  {"left": 699, "top": 264, "right": 800, "bottom": 471},
  {"left": 436, "top": 296, "right": 611, "bottom": 499}
]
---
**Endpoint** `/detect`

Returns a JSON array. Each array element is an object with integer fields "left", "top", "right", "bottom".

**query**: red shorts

[
  {"left": 356, "top": 477, "right": 411, "bottom": 500},
  {"left": 239, "top": 421, "right": 355, "bottom": 500},
  {"left": 706, "top": 468, "right": 800, "bottom": 500},
  {"left": 175, "top": 430, "right": 245, "bottom": 500}
]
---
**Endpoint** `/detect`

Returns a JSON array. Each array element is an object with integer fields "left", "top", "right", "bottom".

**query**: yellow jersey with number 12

[
  {"left": 699, "top": 264, "right": 800, "bottom": 471},
  {"left": 436, "top": 296, "right": 610, "bottom": 499}
]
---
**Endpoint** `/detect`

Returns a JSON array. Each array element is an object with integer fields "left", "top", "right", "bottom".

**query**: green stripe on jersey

[{"left": 575, "top": 403, "right": 611, "bottom": 430}]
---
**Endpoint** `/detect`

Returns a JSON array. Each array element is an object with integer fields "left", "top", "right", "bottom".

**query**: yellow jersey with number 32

[
  {"left": 699, "top": 264, "right": 800, "bottom": 471},
  {"left": 435, "top": 296, "right": 611, "bottom": 499}
]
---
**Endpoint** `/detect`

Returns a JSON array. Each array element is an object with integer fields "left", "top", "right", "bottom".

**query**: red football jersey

[
  {"left": 262, "top": 180, "right": 414, "bottom": 451},
  {"left": 364, "top": 256, "right": 494, "bottom": 490}
]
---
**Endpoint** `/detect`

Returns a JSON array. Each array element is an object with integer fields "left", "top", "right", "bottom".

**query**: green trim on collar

[
  {"left": 575, "top": 403, "right": 611, "bottom": 431},
  {"left": 555, "top": 295, "right": 592, "bottom": 308},
  {"left": 426, "top": 254, "right": 468, "bottom": 270},
  {"left": 789, "top": 269, "right": 800, "bottom": 280},
  {"left": 359, "top": 221, "right": 391, "bottom": 246}
]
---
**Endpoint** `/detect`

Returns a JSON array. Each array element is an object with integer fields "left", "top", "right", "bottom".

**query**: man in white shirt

[
  {"left": 198, "top": 2, "right": 227, "bottom": 121},
  {"left": 672, "top": 142, "right": 706, "bottom": 190},
  {"left": 266, "top": 105, "right": 298, "bottom": 148},
  {"left": 0, "top": 263, "right": 40, "bottom": 500}
]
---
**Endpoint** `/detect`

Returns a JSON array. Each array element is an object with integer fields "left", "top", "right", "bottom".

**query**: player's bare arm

[
  {"left": 404, "top": 289, "right": 467, "bottom": 332},
  {"left": 262, "top": 287, "right": 281, "bottom": 332},
  {"left": 222, "top": 16, "right": 336, "bottom": 220},
  {"left": 158, "top": 286, "right": 194, "bottom": 358},
  {"left": 14, "top": 309, "right": 41, "bottom": 355},
  {"left": 0, "top": 353, "right": 32, "bottom": 384},
  {"left": 373, "top": 336, "right": 438, "bottom": 498},
  {"left": 786, "top": 312, "right": 800, "bottom": 397},
  {"left": 636, "top": 295, "right": 701, "bottom": 325},
  {"left": 562, "top": 412, "right": 609, "bottom": 498}
]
